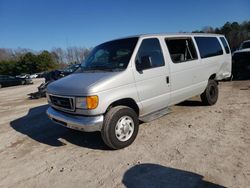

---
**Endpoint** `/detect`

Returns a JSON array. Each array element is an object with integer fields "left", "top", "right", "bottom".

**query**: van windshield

[{"left": 77, "top": 37, "right": 138, "bottom": 72}]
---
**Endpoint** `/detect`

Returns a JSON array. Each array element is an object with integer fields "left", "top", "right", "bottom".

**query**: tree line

[
  {"left": 0, "top": 21, "right": 249, "bottom": 76},
  {"left": 193, "top": 21, "right": 250, "bottom": 51},
  {"left": 0, "top": 47, "right": 91, "bottom": 75}
]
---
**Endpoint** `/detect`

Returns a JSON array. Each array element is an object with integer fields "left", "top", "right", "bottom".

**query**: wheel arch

[
  {"left": 209, "top": 73, "right": 216, "bottom": 80},
  {"left": 105, "top": 98, "right": 140, "bottom": 116}
]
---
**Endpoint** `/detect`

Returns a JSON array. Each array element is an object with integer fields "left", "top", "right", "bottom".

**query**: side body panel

[
  {"left": 131, "top": 37, "right": 171, "bottom": 117},
  {"left": 163, "top": 36, "right": 204, "bottom": 106}
]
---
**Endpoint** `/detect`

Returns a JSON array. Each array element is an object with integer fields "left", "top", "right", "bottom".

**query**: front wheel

[
  {"left": 200, "top": 80, "right": 218, "bottom": 106},
  {"left": 101, "top": 106, "right": 139, "bottom": 149}
]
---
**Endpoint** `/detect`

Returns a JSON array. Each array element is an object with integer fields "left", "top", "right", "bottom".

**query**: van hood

[{"left": 47, "top": 71, "right": 133, "bottom": 96}]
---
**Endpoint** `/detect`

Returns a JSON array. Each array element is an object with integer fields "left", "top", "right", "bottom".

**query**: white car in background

[{"left": 30, "top": 74, "right": 39, "bottom": 79}]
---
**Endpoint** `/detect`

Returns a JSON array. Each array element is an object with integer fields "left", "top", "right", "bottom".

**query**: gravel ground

[{"left": 0, "top": 78, "right": 250, "bottom": 188}]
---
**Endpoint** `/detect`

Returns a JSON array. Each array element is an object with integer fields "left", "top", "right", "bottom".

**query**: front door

[{"left": 133, "top": 38, "right": 170, "bottom": 116}]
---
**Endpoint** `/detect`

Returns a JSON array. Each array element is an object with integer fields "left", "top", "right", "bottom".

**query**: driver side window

[{"left": 136, "top": 38, "right": 165, "bottom": 70}]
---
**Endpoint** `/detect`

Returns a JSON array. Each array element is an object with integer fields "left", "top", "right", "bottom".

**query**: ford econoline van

[{"left": 46, "top": 33, "right": 231, "bottom": 149}]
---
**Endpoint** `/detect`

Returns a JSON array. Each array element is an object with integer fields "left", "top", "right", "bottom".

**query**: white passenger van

[{"left": 46, "top": 33, "right": 231, "bottom": 149}]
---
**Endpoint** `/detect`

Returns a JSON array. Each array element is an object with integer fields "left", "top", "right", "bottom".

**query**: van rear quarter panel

[
  {"left": 194, "top": 36, "right": 231, "bottom": 81},
  {"left": 217, "top": 37, "right": 232, "bottom": 79}
]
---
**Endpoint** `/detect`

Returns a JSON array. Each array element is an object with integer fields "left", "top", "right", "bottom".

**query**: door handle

[{"left": 166, "top": 76, "right": 169, "bottom": 84}]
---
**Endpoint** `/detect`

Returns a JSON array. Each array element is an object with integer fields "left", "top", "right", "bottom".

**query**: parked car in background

[
  {"left": 28, "top": 64, "right": 80, "bottom": 99},
  {"left": 23, "top": 76, "right": 33, "bottom": 84},
  {"left": 16, "top": 74, "right": 33, "bottom": 84},
  {"left": 16, "top": 74, "right": 30, "bottom": 79},
  {"left": 0, "top": 75, "right": 32, "bottom": 88},
  {"left": 30, "top": 73, "right": 39, "bottom": 79},
  {"left": 59, "top": 64, "right": 81, "bottom": 77},
  {"left": 239, "top": 40, "right": 250, "bottom": 50},
  {"left": 232, "top": 40, "right": 250, "bottom": 79},
  {"left": 36, "top": 72, "right": 46, "bottom": 78}
]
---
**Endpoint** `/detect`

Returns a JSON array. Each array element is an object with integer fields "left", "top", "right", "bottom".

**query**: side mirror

[{"left": 136, "top": 56, "right": 152, "bottom": 72}]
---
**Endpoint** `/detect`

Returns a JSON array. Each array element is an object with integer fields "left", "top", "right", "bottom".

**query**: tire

[
  {"left": 101, "top": 106, "right": 139, "bottom": 150},
  {"left": 21, "top": 80, "right": 25, "bottom": 85},
  {"left": 201, "top": 80, "right": 218, "bottom": 106},
  {"left": 0, "top": 84, "right": 2, "bottom": 88}
]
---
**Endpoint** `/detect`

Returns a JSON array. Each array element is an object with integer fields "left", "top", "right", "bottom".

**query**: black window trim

[{"left": 165, "top": 37, "right": 199, "bottom": 64}]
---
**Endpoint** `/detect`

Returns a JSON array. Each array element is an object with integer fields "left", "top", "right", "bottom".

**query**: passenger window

[
  {"left": 220, "top": 37, "right": 230, "bottom": 54},
  {"left": 136, "top": 38, "right": 165, "bottom": 70},
  {"left": 195, "top": 37, "right": 223, "bottom": 58},
  {"left": 165, "top": 38, "right": 198, "bottom": 63}
]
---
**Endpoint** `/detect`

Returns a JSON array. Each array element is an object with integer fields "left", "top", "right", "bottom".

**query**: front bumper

[{"left": 46, "top": 107, "right": 103, "bottom": 132}]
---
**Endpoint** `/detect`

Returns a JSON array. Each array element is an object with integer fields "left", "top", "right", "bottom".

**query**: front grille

[{"left": 50, "top": 95, "right": 74, "bottom": 111}]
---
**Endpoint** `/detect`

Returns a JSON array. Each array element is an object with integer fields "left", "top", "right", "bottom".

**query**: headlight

[{"left": 75, "top": 96, "right": 98, "bottom": 109}]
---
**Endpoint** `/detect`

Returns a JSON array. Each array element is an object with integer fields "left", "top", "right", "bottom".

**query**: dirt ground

[{"left": 0, "top": 78, "right": 250, "bottom": 188}]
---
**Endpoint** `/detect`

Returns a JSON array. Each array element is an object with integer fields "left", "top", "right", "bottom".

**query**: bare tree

[
  {"left": 0, "top": 48, "right": 16, "bottom": 61},
  {"left": 51, "top": 47, "right": 91, "bottom": 64},
  {"left": 202, "top": 26, "right": 214, "bottom": 33},
  {"left": 65, "top": 47, "right": 91, "bottom": 64},
  {"left": 51, "top": 48, "right": 65, "bottom": 63},
  {"left": 66, "top": 47, "right": 74, "bottom": 63}
]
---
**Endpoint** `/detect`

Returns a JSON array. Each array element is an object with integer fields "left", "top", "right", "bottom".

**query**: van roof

[{"left": 117, "top": 33, "right": 224, "bottom": 40}]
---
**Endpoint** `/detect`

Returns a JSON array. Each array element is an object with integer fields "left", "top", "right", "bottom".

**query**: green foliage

[
  {"left": 194, "top": 21, "right": 250, "bottom": 51},
  {"left": 0, "top": 61, "right": 18, "bottom": 75},
  {"left": 0, "top": 51, "right": 59, "bottom": 75},
  {"left": 36, "top": 51, "right": 59, "bottom": 72},
  {"left": 18, "top": 52, "right": 38, "bottom": 74}
]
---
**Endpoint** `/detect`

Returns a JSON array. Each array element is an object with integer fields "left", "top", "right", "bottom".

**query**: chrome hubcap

[{"left": 115, "top": 116, "right": 134, "bottom": 142}]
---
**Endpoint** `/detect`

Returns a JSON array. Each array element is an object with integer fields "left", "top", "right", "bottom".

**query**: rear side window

[
  {"left": 136, "top": 38, "right": 165, "bottom": 69},
  {"left": 165, "top": 38, "right": 198, "bottom": 63},
  {"left": 220, "top": 37, "right": 230, "bottom": 54},
  {"left": 195, "top": 37, "right": 223, "bottom": 58}
]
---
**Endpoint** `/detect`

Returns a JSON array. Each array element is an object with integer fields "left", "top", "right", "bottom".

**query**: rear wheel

[
  {"left": 0, "top": 84, "right": 2, "bottom": 88},
  {"left": 101, "top": 106, "right": 139, "bottom": 149},
  {"left": 201, "top": 80, "right": 218, "bottom": 106}
]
